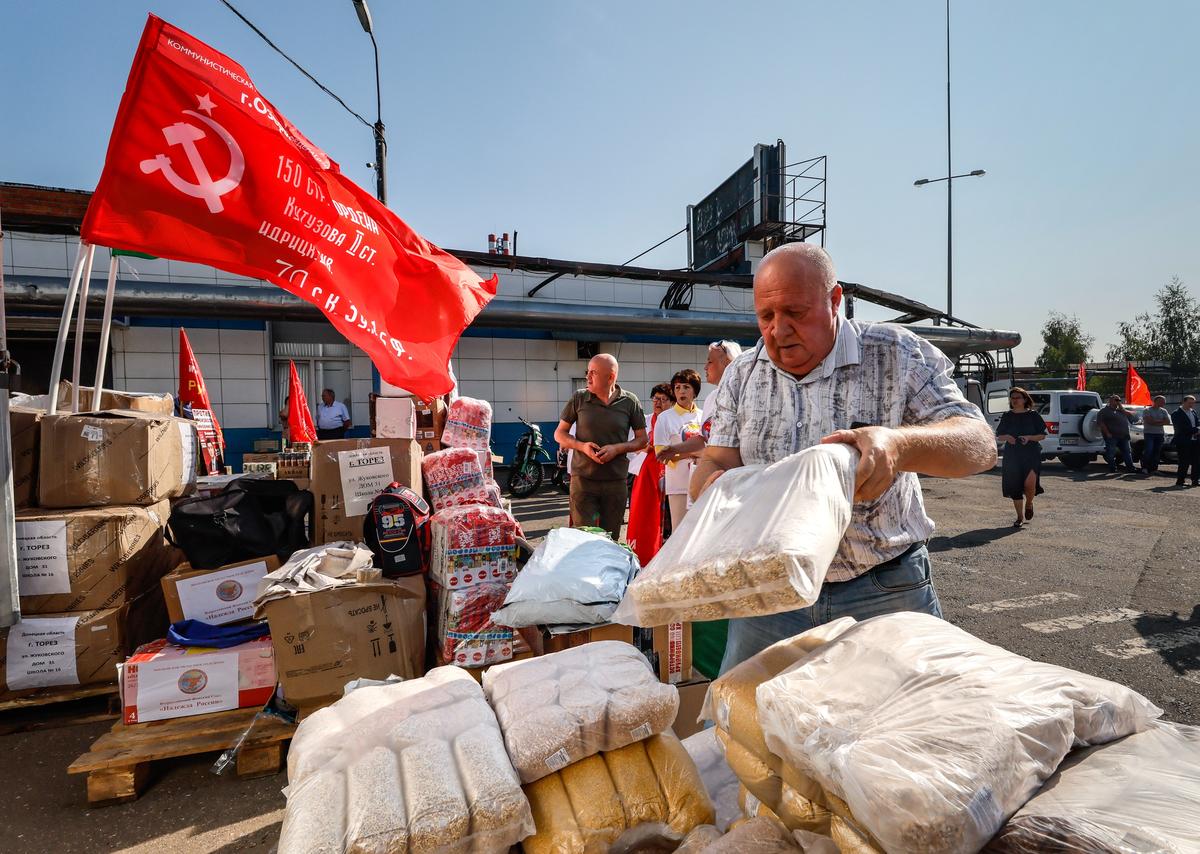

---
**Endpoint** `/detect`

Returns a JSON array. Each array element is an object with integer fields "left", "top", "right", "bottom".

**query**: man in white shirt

[{"left": 315, "top": 388, "right": 352, "bottom": 440}]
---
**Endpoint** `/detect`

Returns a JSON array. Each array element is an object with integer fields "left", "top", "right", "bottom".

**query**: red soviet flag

[
  {"left": 179, "top": 328, "right": 225, "bottom": 474},
  {"left": 626, "top": 413, "right": 664, "bottom": 565},
  {"left": 1076, "top": 361, "right": 1087, "bottom": 391},
  {"left": 81, "top": 15, "right": 495, "bottom": 399},
  {"left": 287, "top": 360, "right": 317, "bottom": 444},
  {"left": 1126, "top": 363, "right": 1153, "bottom": 405}
]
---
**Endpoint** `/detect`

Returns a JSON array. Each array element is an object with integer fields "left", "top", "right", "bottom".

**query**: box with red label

[{"left": 120, "top": 636, "right": 276, "bottom": 724}]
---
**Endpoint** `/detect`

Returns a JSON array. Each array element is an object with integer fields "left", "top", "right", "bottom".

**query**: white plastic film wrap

[
  {"left": 278, "top": 666, "right": 533, "bottom": 854},
  {"left": 756, "top": 613, "right": 1163, "bottom": 854},
  {"left": 612, "top": 445, "right": 856, "bottom": 626},
  {"left": 682, "top": 728, "right": 743, "bottom": 832},
  {"left": 986, "top": 720, "right": 1200, "bottom": 854},
  {"left": 482, "top": 641, "right": 678, "bottom": 784}
]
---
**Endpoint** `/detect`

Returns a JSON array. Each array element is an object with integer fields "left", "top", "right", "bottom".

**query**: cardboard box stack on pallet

[{"left": 1, "top": 388, "right": 192, "bottom": 705}]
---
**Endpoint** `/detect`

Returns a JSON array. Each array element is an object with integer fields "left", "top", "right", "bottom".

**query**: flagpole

[
  {"left": 70, "top": 243, "right": 98, "bottom": 412},
  {"left": 47, "top": 242, "right": 90, "bottom": 416},
  {"left": 91, "top": 249, "right": 119, "bottom": 412}
]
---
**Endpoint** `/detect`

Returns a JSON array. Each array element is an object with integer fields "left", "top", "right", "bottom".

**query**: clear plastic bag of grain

[
  {"left": 611, "top": 444, "right": 857, "bottom": 627},
  {"left": 482, "top": 640, "right": 679, "bottom": 785},
  {"left": 756, "top": 612, "right": 1164, "bottom": 854},
  {"left": 278, "top": 666, "right": 533, "bottom": 854}
]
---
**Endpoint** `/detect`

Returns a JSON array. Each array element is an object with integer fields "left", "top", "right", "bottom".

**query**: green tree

[
  {"left": 1106, "top": 277, "right": 1200, "bottom": 373},
  {"left": 1035, "top": 313, "right": 1094, "bottom": 372}
]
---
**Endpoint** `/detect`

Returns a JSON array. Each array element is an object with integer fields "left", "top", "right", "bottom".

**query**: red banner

[
  {"left": 1076, "top": 361, "right": 1087, "bottom": 392},
  {"left": 1125, "top": 363, "right": 1153, "bottom": 406},
  {"left": 81, "top": 14, "right": 495, "bottom": 399},
  {"left": 178, "top": 328, "right": 224, "bottom": 474},
  {"left": 626, "top": 414, "right": 664, "bottom": 566},
  {"left": 287, "top": 360, "right": 317, "bottom": 444}
]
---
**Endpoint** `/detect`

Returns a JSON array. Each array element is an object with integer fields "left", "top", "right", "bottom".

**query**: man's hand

[
  {"left": 655, "top": 445, "right": 678, "bottom": 464},
  {"left": 594, "top": 444, "right": 622, "bottom": 464},
  {"left": 580, "top": 442, "right": 605, "bottom": 464},
  {"left": 821, "top": 425, "right": 905, "bottom": 503}
]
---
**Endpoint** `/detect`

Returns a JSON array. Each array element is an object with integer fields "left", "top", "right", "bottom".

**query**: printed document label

[
  {"left": 15, "top": 520, "right": 71, "bottom": 596},
  {"left": 338, "top": 447, "right": 395, "bottom": 517},
  {"left": 5, "top": 616, "right": 80, "bottom": 690}
]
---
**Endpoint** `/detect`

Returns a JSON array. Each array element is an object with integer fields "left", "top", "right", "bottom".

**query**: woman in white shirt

[{"left": 655, "top": 369, "right": 704, "bottom": 531}]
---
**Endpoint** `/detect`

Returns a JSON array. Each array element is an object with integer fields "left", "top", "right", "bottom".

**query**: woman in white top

[{"left": 655, "top": 369, "right": 704, "bottom": 531}]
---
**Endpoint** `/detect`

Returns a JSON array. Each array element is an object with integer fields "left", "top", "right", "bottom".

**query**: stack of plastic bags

[
  {"left": 754, "top": 612, "right": 1163, "bottom": 854},
  {"left": 428, "top": 505, "right": 522, "bottom": 668},
  {"left": 422, "top": 446, "right": 497, "bottom": 511},
  {"left": 613, "top": 444, "right": 856, "bottom": 627},
  {"left": 277, "top": 666, "right": 534, "bottom": 854},
  {"left": 440, "top": 397, "right": 497, "bottom": 487},
  {"left": 482, "top": 641, "right": 714, "bottom": 852}
]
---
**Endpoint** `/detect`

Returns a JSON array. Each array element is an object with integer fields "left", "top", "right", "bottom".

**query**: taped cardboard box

[
  {"left": 543, "top": 622, "right": 693, "bottom": 685},
  {"left": 38, "top": 410, "right": 198, "bottom": 508},
  {"left": 15, "top": 502, "right": 170, "bottom": 615},
  {"left": 161, "top": 555, "right": 281, "bottom": 626},
  {"left": 121, "top": 636, "right": 276, "bottom": 724},
  {"left": 310, "top": 438, "right": 422, "bottom": 545},
  {"left": 0, "top": 606, "right": 124, "bottom": 699},
  {"left": 258, "top": 576, "right": 426, "bottom": 717},
  {"left": 9, "top": 406, "right": 41, "bottom": 509},
  {"left": 674, "top": 679, "right": 713, "bottom": 740},
  {"left": 415, "top": 398, "right": 447, "bottom": 454},
  {"left": 368, "top": 394, "right": 417, "bottom": 439},
  {"left": 55, "top": 381, "right": 174, "bottom": 415}
]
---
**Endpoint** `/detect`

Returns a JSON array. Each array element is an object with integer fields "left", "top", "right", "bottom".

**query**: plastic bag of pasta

[
  {"left": 278, "top": 666, "right": 533, "bottom": 854},
  {"left": 611, "top": 444, "right": 856, "bottom": 627}
]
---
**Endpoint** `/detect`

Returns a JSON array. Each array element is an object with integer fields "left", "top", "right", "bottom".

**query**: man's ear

[{"left": 830, "top": 283, "right": 843, "bottom": 314}]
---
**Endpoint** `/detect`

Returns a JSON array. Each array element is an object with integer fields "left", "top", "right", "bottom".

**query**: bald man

[
  {"left": 692, "top": 243, "right": 996, "bottom": 672},
  {"left": 555, "top": 354, "right": 648, "bottom": 540}
]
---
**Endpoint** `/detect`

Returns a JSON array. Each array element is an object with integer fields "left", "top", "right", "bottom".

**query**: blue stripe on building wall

[{"left": 128, "top": 317, "right": 267, "bottom": 330}]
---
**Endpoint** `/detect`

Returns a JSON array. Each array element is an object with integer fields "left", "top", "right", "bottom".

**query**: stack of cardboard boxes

[{"left": 0, "top": 397, "right": 196, "bottom": 703}]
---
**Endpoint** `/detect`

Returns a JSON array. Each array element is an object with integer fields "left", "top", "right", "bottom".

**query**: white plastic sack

[
  {"left": 986, "top": 720, "right": 1200, "bottom": 854},
  {"left": 756, "top": 612, "right": 1163, "bottom": 854},
  {"left": 279, "top": 666, "right": 534, "bottom": 854},
  {"left": 482, "top": 641, "right": 678, "bottom": 784},
  {"left": 611, "top": 444, "right": 856, "bottom": 627},
  {"left": 491, "top": 527, "right": 639, "bottom": 628},
  {"left": 682, "top": 728, "right": 743, "bottom": 832}
]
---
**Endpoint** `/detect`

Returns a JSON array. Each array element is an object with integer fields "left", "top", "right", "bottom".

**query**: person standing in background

[
  {"left": 1098, "top": 395, "right": 1136, "bottom": 474},
  {"left": 655, "top": 369, "right": 704, "bottom": 532},
  {"left": 1140, "top": 395, "right": 1170, "bottom": 475},
  {"left": 1171, "top": 395, "right": 1199, "bottom": 487},
  {"left": 995, "top": 387, "right": 1047, "bottom": 527},
  {"left": 315, "top": 388, "right": 352, "bottom": 440}
]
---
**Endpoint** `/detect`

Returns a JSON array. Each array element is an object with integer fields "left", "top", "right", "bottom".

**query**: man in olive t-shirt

[{"left": 554, "top": 354, "right": 648, "bottom": 540}]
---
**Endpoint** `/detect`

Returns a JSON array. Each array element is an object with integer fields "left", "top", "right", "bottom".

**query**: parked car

[
  {"left": 984, "top": 385, "right": 1105, "bottom": 470},
  {"left": 1123, "top": 405, "right": 1176, "bottom": 464}
]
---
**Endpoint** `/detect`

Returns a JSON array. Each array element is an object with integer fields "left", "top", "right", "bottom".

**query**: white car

[
  {"left": 985, "top": 386, "right": 1105, "bottom": 470},
  {"left": 1120, "top": 405, "right": 1176, "bottom": 464}
]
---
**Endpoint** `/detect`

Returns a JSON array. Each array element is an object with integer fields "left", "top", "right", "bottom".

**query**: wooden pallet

[
  {"left": 0, "top": 683, "right": 119, "bottom": 713},
  {"left": 68, "top": 706, "right": 296, "bottom": 806}
]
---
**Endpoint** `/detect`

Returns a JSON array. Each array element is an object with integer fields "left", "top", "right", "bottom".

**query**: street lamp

[{"left": 352, "top": 0, "right": 387, "bottom": 205}]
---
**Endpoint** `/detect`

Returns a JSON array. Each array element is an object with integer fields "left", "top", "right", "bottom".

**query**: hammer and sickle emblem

[{"left": 139, "top": 109, "right": 245, "bottom": 214}]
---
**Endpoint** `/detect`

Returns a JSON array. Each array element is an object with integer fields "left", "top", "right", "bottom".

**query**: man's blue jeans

[
  {"left": 1142, "top": 433, "right": 1165, "bottom": 472},
  {"left": 1104, "top": 436, "right": 1134, "bottom": 470},
  {"left": 719, "top": 543, "right": 942, "bottom": 674}
]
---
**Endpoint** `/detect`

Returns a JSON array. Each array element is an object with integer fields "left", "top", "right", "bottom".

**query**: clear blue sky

[{"left": 3, "top": 1, "right": 1197, "bottom": 362}]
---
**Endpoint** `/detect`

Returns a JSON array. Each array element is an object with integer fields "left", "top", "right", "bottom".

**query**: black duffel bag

[{"left": 167, "top": 477, "right": 313, "bottom": 569}]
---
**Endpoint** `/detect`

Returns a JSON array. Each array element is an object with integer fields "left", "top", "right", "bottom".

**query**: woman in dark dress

[{"left": 996, "top": 387, "right": 1047, "bottom": 527}]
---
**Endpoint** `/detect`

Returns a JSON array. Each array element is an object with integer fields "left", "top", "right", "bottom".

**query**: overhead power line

[{"left": 216, "top": 0, "right": 372, "bottom": 128}]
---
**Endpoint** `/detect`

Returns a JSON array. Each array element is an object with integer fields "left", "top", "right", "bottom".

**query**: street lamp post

[{"left": 352, "top": 0, "right": 387, "bottom": 205}]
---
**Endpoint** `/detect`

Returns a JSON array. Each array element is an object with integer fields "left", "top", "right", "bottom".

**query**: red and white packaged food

[
  {"left": 422, "top": 446, "right": 492, "bottom": 511},
  {"left": 441, "top": 397, "right": 492, "bottom": 451}
]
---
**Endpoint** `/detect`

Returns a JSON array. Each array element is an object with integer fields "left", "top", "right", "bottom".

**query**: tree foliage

[
  {"left": 1106, "top": 277, "right": 1200, "bottom": 373},
  {"left": 1036, "top": 312, "right": 1093, "bottom": 372}
]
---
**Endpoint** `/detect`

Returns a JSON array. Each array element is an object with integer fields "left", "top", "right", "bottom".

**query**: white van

[{"left": 984, "top": 384, "right": 1105, "bottom": 470}]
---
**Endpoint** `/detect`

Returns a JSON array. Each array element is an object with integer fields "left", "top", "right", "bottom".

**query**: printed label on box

[
  {"left": 14, "top": 520, "right": 70, "bottom": 596},
  {"left": 81, "top": 425, "right": 104, "bottom": 442},
  {"left": 337, "top": 447, "right": 395, "bottom": 517},
  {"left": 133, "top": 653, "right": 239, "bottom": 722},
  {"left": 176, "top": 560, "right": 270, "bottom": 625},
  {"left": 667, "top": 622, "right": 684, "bottom": 685},
  {"left": 5, "top": 615, "right": 80, "bottom": 690}
]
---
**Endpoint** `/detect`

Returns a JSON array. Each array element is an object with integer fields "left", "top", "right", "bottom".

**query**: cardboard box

[
  {"left": 55, "top": 381, "right": 175, "bottom": 415},
  {"left": 121, "top": 636, "right": 276, "bottom": 724},
  {"left": 310, "top": 438, "right": 423, "bottom": 545},
  {"left": 15, "top": 502, "right": 170, "bottom": 615},
  {"left": 258, "top": 576, "right": 426, "bottom": 716},
  {"left": 38, "top": 410, "right": 198, "bottom": 508},
  {"left": 368, "top": 395, "right": 417, "bottom": 439},
  {"left": 672, "top": 678, "right": 712, "bottom": 739},
  {"left": 161, "top": 556, "right": 281, "bottom": 626},
  {"left": 9, "top": 406, "right": 41, "bottom": 509},
  {"left": 542, "top": 622, "right": 693, "bottom": 685},
  {"left": 0, "top": 606, "right": 124, "bottom": 698}
]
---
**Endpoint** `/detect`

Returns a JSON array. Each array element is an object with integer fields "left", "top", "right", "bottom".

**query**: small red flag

[
  {"left": 626, "top": 413, "right": 664, "bottom": 565},
  {"left": 287, "top": 361, "right": 317, "bottom": 444},
  {"left": 1076, "top": 361, "right": 1087, "bottom": 391},
  {"left": 178, "top": 328, "right": 225, "bottom": 474},
  {"left": 81, "top": 15, "right": 496, "bottom": 399},
  {"left": 1125, "top": 363, "right": 1153, "bottom": 405}
]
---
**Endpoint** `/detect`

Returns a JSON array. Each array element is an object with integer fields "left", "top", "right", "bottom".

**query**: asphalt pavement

[{"left": 3, "top": 460, "right": 1197, "bottom": 852}]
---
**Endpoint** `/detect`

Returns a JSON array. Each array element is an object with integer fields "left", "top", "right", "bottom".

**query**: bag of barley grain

[{"left": 611, "top": 444, "right": 857, "bottom": 627}]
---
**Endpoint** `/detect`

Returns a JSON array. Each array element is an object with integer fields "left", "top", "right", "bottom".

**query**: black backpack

[{"left": 167, "top": 478, "right": 314, "bottom": 569}]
